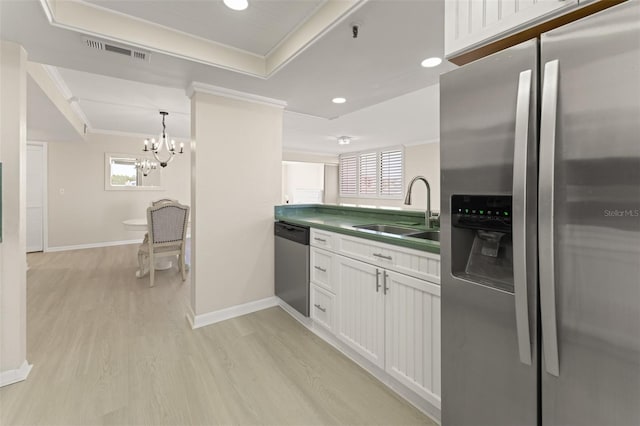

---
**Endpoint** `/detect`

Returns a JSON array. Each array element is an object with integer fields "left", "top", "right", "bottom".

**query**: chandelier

[
  {"left": 135, "top": 158, "right": 157, "bottom": 176},
  {"left": 143, "top": 111, "right": 184, "bottom": 168}
]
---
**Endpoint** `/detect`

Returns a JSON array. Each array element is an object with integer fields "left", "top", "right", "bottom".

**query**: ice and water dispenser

[{"left": 450, "top": 195, "right": 514, "bottom": 293}]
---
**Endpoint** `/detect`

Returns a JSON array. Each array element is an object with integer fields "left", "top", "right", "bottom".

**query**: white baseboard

[
  {"left": 46, "top": 239, "right": 143, "bottom": 253},
  {"left": 187, "top": 296, "right": 279, "bottom": 329},
  {"left": 0, "top": 360, "right": 33, "bottom": 388}
]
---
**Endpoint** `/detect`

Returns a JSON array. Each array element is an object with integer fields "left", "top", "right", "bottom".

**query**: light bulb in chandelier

[
  {"left": 143, "top": 111, "right": 184, "bottom": 167},
  {"left": 135, "top": 159, "right": 158, "bottom": 177}
]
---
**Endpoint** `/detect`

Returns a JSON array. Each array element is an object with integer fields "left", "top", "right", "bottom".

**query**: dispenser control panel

[{"left": 451, "top": 195, "right": 512, "bottom": 232}]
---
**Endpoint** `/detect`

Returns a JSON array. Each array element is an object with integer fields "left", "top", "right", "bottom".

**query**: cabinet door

[
  {"left": 385, "top": 270, "right": 441, "bottom": 408},
  {"left": 445, "top": 0, "right": 578, "bottom": 57},
  {"left": 336, "top": 255, "right": 385, "bottom": 368}
]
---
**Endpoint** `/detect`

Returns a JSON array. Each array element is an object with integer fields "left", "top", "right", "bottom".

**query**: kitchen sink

[
  {"left": 406, "top": 230, "right": 440, "bottom": 242},
  {"left": 353, "top": 224, "right": 421, "bottom": 236}
]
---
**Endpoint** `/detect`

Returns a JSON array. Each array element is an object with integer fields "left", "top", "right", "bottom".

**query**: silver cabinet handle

[
  {"left": 314, "top": 304, "right": 326, "bottom": 313},
  {"left": 539, "top": 59, "right": 560, "bottom": 377},
  {"left": 373, "top": 253, "right": 392, "bottom": 260},
  {"left": 375, "top": 269, "right": 381, "bottom": 292},
  {"left": 314, "top": 266, "right": 326, "bottom": 272},
  {"left": 383, "top": 271, "right": 389, "bottom": 295},
  {"left": 314, "top": 237, "right": 327, "bottom": 243},
  {"left": 512, "top": 68, "right": 533, "bottom": 366}
]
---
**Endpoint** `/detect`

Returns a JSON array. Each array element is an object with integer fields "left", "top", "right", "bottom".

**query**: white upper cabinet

[{"left": 445, "top": 0, "right": 579, "bottom": 58}]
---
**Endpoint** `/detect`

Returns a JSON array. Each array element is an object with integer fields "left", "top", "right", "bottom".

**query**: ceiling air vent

[{"left": 82, "top": 37, "right": 150, "bottom": 63}]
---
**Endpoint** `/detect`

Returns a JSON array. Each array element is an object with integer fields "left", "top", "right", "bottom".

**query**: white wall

[
  {"left": 0, "top": 41, "right": 29, "bottom": 378},
  {"left": 338, "top": 142, "right": 440, "bottom": 213},
  {"left": 282, "top": 161, "right": 324, "bottom": 204},
  {"left": 281, "top": 151, "right": 339, "bottom": 205},
  {"left": 282, "top": 150, "right": 338, "bottom": 164},
  {"left": 47, "top": 132, "right": 190, "bottom": 249},
  {"left": 324, "top": 164, "right": 338, "bottom": 204},
  {"left": 190, "top": 89, "right": 283, "bottom": 317}
]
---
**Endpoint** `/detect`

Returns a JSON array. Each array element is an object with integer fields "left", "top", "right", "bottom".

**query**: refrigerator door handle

[
  {"left": 539, "top": 59, "right": 560, "bottom": 377},
  {"left": 512, "top": 69, "right": 533, "bottom": 366}
]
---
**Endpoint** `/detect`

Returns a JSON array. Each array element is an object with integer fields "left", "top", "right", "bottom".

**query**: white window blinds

[
  {"left": 359, "top": 152, "right": 378, "bottom": 195},
  {"left": 379, "top": 149, "right": 403, "bottom": 197},
  {"left": 338, "top": 146, "right": 404, "bottom": 199},
  {"left": 339, "top": 155, "right": 357, "bottom": 196}
]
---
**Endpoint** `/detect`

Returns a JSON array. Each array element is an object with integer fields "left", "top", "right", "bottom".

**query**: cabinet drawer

[
  {"left": 310, "top": 228, "right": 336, "bottom": 250},
  {"left": 311, "top": 247, "right": 335, "bottom": 292},
  {"left": 311, "top": 284, "right": 335, "bottom": 333},
  {"left": 339, "top": 234, "right": 441, "bottom": 284}
]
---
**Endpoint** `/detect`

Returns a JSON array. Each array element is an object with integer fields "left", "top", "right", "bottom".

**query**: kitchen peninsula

[{"left": 275, "top": 203, "right": 442, "bottom": 422}]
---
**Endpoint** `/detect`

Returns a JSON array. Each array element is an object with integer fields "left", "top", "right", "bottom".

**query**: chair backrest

[
  {"left": 152, "top": 198, "right": 178, "bottom": 206},
  {"left": 146, "top": 202, "right": 190, "bottom": 246}
]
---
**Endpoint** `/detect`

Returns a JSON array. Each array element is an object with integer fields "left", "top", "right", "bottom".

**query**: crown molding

[
  {"left": 41, "top": 64, "right": 72, "bottom": 99},
  {"left": 403, "top": 138, "right": 440, "bottom": 147},
  {"left": 265, "top": 0, "right": 367, "bottom": 76},
  {"left": 27, "top": 61, "right": 87, "bottom": 140},
  {"left": 38, "top": 0, "right": 366, "bottom": 79},
  {"left": 39, "top": 64, "right": 93, "bottom": 130},
  {"left": 187, "top": 82, "right": 287, "bottom": 109}
]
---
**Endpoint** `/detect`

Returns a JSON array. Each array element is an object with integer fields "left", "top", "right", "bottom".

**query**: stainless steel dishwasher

[{"left": 274, "top": 222, "right": 310, "bottom": 317}]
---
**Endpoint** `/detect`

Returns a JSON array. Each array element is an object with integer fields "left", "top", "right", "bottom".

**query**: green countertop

[{"left": 274, "top": 204, "right": 440, "bottom": 254}]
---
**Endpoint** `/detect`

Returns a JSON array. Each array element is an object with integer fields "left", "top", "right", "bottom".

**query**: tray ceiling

[{"left": 83, "top": 0, "right": 326, "bottom": 56}]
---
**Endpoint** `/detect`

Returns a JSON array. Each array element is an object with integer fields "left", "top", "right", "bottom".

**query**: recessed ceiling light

[
  {"left": 421, "top": 57, "right": 442, "bottom": 68},
  {"left": 338, "top": 136, "right": 351, "bottom": 145},
  {"left": 224, "top": 0, "right": 248, "bottom": 11},
  {"left": 332, "top": 97, "right": 346, "bottom": 104}
]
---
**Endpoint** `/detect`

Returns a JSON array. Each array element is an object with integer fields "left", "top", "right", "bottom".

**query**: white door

[
  {"left": 336, "top": 255, "right": 385, "bottom": 368},
  {"left": 27, "top": 143, "right": 46, "bottom": 252}
]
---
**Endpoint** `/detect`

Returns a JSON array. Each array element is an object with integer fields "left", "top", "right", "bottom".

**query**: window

[
  {"left": 339, "top": 147, "right": 404, "bottom": 199},
  {"left": 359, "top": 152, "right": 377, "bottom": 196},
  {"left": 110, "top": 157, "right": 138, "bottom": 187},
  {"left": 104, "top": 153, "right": 163, "bottom": 191},
  {"left": 339, "top": 155, "right": 357, "bottom": 196},
  {"left": 379, "top": 149, "right": 403, "bottom": 197}
]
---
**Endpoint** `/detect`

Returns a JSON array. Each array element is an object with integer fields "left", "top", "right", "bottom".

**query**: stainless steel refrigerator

[{"left": 440, "top": 2, "right": 640, "bottom": 425}]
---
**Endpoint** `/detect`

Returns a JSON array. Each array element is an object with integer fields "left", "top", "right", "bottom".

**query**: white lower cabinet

[
  {"left": 385, "top": 270, "right": 441, "bottom": 406},
  {"left": 336, "top": 255, "right": 386, "bottom": 368},
  {"left": 309, "top": 228, "right": 442, "bottom": 408}
]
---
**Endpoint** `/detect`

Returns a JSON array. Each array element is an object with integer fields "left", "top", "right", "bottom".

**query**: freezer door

[
  {"left": 440, "top": 39, "right": 538, "bottom": 426},
  {"left": 540, "top": 2, "right": 640, "bottom": 425}
]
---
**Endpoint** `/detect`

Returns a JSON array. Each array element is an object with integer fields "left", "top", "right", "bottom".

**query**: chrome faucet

[{"left": 404, "top": 175, "right": 436, "bottom": 228}]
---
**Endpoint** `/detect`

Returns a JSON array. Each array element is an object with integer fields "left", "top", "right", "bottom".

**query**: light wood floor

[{"left": 0, "top": 245, "right": 436, "bottom": 426}]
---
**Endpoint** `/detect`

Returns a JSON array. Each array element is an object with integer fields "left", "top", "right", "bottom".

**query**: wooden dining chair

[{"left": 137, "top": 201, "right": 190, "bottom": 287}]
